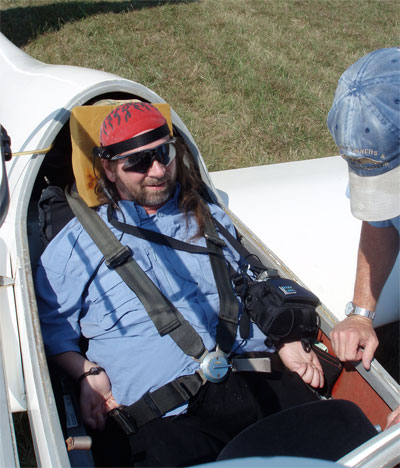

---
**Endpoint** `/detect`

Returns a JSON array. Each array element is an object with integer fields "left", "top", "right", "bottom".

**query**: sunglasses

[{"left": 115, "top": 139, "right": 177, "bottom": 173}]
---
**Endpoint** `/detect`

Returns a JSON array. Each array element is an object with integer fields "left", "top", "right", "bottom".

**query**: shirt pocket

[{"left": 83, "top": 253, "right": 154, "bottom": 335}]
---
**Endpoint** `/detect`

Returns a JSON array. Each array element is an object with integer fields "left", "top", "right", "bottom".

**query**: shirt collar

[{"left": 115, "top": 183, "right": 181, "bottom": 225}]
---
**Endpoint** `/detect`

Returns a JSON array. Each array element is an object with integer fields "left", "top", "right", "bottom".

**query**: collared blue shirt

[{"left": 36, "top": 187, "right": 269, "bottom": 408}]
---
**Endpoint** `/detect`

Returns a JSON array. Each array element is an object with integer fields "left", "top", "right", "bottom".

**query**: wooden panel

[{"left": 318, "top": 331, "right": 391, "bottom": 429}]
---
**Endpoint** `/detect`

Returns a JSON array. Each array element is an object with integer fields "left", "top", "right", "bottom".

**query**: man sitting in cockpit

[{"left": 35, "top": 102, "right": 375, "bottom": 467}]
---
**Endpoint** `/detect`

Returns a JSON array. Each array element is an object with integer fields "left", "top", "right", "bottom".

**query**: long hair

[{"left": 95, "top": 136, "right": 212, "bottom": 237}]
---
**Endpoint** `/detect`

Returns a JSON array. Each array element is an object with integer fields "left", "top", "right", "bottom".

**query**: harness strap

[
  {"left": 107, "top": 205, "right": 240, "bottom": 354},
  {"left": 65, "top": 187, "right": 206, "bottom": 359},
  {"left": 65, "top": 188, "right": 261, "bottom": 430},
  {"left": 109, "top": 355, "right": 272, "bottom": 435},
  {"left": 118, "top": 373, "right": 205, "bottom": 434},
  {"left": 204, "top": 217, "right": 239, "bottom": 354},
  {"left": 107, "top": 206, "right": 225, "bottom": 258},
  {"left": 213, "top": 218, "right": 278, "bottom": 276}
]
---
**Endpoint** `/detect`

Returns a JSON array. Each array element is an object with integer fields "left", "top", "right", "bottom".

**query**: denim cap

[{"left": 327, "top": 47, "right": 400, "bottom": 221}]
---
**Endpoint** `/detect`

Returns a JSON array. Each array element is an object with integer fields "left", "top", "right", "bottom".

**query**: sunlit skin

[
  {"left": 330, "top": 223, "right": 399, "bottom": 370},
  {"left": 101, "top": 135, "right": 177, "bottom": 214}
]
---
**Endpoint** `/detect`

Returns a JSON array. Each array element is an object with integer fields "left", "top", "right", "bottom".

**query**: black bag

[
  {"left": 244, "top": 277, "right": 320, "bottom": 348},
  {"left": 38, "top": 185, "right": 75, "bottom": 247},
  {"left": 310, "top": 343, "right": 342, "bottom": 396}
]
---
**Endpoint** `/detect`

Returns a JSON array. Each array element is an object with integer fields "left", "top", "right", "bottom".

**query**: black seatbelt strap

[
  {"left": 65, "top": 187, "right": 206, "bottom": 360},
  {"left": 65, "top": 188, "right": 254, "bottom": 430},
  {"left": 107, "top": 205, "right": 240, "bottom": 354},
  {"left": 110, "top": 373, "right": 205, "bottom": 435},
  {"left": 203, "top": 217, "right": 239, "bottom": 354},
  {"left": 107, "top": 205, "right": 224, "bottom": 258},
  {"left": 212, "top": 218, "right": 279, "bottom": 277},
  {"left": 108, "top": 209, "right": 278, "bottom": 352}
]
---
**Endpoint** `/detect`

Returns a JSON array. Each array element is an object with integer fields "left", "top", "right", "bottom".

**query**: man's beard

[{"left": 115, "top": 175, "right": 176, "bottom": 208}]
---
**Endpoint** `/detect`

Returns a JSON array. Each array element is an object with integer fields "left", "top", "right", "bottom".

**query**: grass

[
  {"left": 13, "top": 412, "right": 37, "bottom": 467},
  {"left": 1, "top": 0, "right": 399, "bottom": 171}
]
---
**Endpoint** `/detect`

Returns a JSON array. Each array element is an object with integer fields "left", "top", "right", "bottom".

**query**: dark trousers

[
  {"left": 217, "top": 398, "right": 378, "bottom": 462},
  {"left": 92, "top": 366, "right": 321, "bottom": 467}
]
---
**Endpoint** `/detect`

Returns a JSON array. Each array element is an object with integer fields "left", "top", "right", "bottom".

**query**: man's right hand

[
  {"left": 79, "top": 370, "right": 119, "bottom": 431},
  {"left": 330, "top": 315, "right": 379, "bottom": 370}
]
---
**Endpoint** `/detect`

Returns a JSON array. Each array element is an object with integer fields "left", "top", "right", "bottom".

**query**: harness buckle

[
  {"left": 200, "top": 349, "right": 231, "bottom": 383},
  {"left": 108, "top": 407, "right": 137, "bottom": 436},
  {"left": 232, "top": 356, "right": 272, "bottom": 373}
]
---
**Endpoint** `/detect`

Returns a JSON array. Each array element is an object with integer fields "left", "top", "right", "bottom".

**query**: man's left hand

[{"left": 278, "top": 341, "right": 324, "bottom": 388}]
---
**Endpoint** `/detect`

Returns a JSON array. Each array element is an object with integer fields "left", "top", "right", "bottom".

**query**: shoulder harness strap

[
  {"left": 65, "top": 187, "right": 206, "bottom": 360},
  {"left": 65, "top": 187, "right": 271, "bottom": 432},
  {"left": 106, "top": 203, "right": 240, "bottom": 354}
]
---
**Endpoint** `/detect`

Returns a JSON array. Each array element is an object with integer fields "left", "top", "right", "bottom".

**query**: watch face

[{"left": 345, "top": 302, "right": 354, "bottom": 316}]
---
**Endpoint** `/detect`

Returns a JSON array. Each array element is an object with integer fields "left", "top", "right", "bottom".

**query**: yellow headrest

[{"left": 70, "top": 101, "right": 173, "bottom": 207}]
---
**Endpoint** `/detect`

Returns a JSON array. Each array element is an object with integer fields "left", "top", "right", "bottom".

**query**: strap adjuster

[
  {"left": 142, "top": 392, "right": 163, "bottom": 419},
  {"left": 105, "top": 245, "right": 131, "bottom": 269},
  {"left": 204, "top": 233, "right": 226, "bottom": 247}
]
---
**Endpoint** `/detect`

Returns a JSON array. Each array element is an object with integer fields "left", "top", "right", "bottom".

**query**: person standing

[{"left": 327, "top": 47, "right": 399, "bottom": 429}]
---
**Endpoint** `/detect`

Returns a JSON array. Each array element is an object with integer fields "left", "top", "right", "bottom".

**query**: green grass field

[{"left": 2, "top": 0, "right": 399, "bottom": 172}]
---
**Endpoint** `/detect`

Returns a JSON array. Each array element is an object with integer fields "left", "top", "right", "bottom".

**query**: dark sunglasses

[{"left": 115, "top": 139, "right": 176, "bottom": 173}]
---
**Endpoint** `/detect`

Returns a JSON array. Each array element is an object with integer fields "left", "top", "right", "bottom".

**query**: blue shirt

[
  {"left": 368, "top": 215, "right": 400, "bottom": 234},
  {"left": 35, "top": 188, "right": 269, "bottom": 408}
]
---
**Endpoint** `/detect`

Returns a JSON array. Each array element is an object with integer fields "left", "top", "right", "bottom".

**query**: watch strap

[
  {"left": 78, "top": 366, "right": 105, "bottom": 382},
  {"left": 346, "top": 302, "right": 375, "bottom": 320}
]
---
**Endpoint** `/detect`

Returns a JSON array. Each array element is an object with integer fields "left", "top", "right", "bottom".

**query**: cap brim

[{"left": 348, "top": 164, "right": 400, "bottom": 221}]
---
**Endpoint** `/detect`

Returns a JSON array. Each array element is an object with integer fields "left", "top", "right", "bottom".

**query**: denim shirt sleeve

[{"left": 35, "top": 217, "right": 101, "bottom": 356}]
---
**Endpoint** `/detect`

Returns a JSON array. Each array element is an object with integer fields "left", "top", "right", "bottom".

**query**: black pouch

[
  {"left": 244, "top": 277, "right": 320, "bottom": 348},
  {"left": 38, "top": 185, "right": 75, "bottom": 247},
  {"left": 311, "top": 343, "right": 343, "bottom": 397}
]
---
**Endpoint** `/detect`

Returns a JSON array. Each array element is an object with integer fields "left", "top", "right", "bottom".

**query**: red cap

[{"left": 100, "top": 102, "right": 167, "bottom": 146}]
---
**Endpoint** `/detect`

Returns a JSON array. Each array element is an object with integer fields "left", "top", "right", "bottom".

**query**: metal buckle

[
  {"left": 200, "top": 349, "right": 231, "bottom": 383},
  {"left": 231, "top": 356, "right": 272, "bottom": 373}
]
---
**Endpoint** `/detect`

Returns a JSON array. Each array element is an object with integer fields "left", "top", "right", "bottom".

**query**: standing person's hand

[{"left": 330, "top": 315, "right": 378, "bottom": 370}]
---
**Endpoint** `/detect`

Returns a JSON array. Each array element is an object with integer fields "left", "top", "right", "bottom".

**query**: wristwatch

[{"left": 345, "top": 301, "right": 375, "bottom": 320}]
